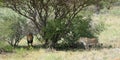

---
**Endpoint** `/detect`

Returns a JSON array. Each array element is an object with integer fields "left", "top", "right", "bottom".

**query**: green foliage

[
  {"left": 43, "top": 19, "right": 67, "bottom": 48},
  {"left": 99, "top": 0, "right": 119, "bottom": 9},
  {"left": 0, "top": 40, "right": 13, "bottom": 52},
  {"left": 44, "top": 20, "right": 66, "bottom": 40},
  {"left": 0, "top": 41, "right": 7, "bottom": 48},
  {"left": 61, "top": 16, "right": 93, "bottom": 47},
  {"left": 0, "top": 8, "right": 27, "bottom": 46},
  {"left": 91, "top": 21, "right": 105, "bottom": 36},
  {"left": 3, "top": 45, "right": 13, "bottom": 52},
  {"left": 109, "top": 7, "right": 120, "bottom": 16},
  {"left": 72, "top": 16, "right": 93, "bottom": 37},
  {"left": 43, "top": 10, "right": 105, "bottom": 49},
  {"left": 0, "top": 0, "right": 3, "bottom": 6}
]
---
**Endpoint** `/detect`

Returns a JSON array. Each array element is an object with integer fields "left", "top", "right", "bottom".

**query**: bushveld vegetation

[{"left": 0, "top": 0, "right": 120, "bottom": 60}]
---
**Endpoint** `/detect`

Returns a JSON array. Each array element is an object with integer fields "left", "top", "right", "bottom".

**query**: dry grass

[
  {"left": 91, "top": 6, "right": 120, "bottom": 48},
  {"left": 0, "top": 48, "right": 120, "bottom": 60},
  {"left": 98, "top": 14, "right": 120, "bottom": 48}
]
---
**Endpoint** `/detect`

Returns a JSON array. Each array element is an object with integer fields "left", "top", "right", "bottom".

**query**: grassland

[
  {"left": 0, "top": 48, "right": 120, "bottom": 60},
  {"left": 0, "top": 6, "right": 120, "bottom": 60}
]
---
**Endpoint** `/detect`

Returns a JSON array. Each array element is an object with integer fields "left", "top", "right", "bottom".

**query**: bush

[
  {"left": 0, "top": 8, "right": 27, "bottom": 47},
  {"left": 0, "top": 41, "right": 13, "bottom": 52},
  {"left": 57, "top": 15, "right": 105, "bottom": 49}
]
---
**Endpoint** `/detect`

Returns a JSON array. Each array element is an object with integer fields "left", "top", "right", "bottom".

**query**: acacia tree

[{"left": 2, "top": 0, "right": 102, "bottom": 48}]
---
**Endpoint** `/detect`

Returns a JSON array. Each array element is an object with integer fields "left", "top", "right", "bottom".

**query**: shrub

[{"left": 0, "top": 8, "right": 27, "bottom": 47}]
